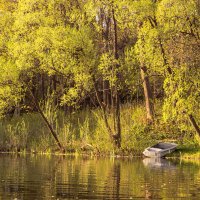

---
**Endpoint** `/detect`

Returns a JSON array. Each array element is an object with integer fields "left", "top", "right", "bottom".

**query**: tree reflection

[{"left": 0, "top": 155, "right": 200, "bottom": 199}]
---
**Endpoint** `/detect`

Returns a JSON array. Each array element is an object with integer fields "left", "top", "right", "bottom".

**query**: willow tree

[
  {"left": 0, "top": 0, "right": 96, "bottom": 151},
  {"left": 156, "top": 0, "right": 200, "bottom": 135},
  {"left": 84, "top": 0, "right": 131, "bottom": 148},
  {"left": 116, "top": 0, "right": 158, "bottom": 123},
  {"left": 130, "top": 0, "right": 200, "bottom": 134},
  {"left": 0, "top": 0, "right": 20, "bottom": 117},
  {"left": 123, "top": 0, "right": 200, "bottom": 135}
]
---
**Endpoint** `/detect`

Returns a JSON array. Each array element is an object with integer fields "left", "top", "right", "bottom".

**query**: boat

[{"left": 143, "top": 142, "right": 177, "bottom": 158}]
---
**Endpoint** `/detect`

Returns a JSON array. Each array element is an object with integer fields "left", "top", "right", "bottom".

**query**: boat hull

[{"left": 143, "top": 143, "right": 177, "bottom": 158}]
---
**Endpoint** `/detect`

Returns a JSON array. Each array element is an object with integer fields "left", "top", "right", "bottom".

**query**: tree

[
  {"left": 0, "top": 0, "right": 20, "bottom": 117},
  {"left": 156, "top": 0, "right": 200, "bottom": 135},
  {"left": 0, "top": 0, "right": 96, "bottom": 151},
  {"left": 121, "top": 0, "right": 157, "bottom": 123},
  {"left": 84, "top": 0, "right": 129, "bottom": 147}
]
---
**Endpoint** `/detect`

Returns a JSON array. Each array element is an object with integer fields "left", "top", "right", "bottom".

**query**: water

[{"left": 0, "top": 154, "right": 200, "bottom": 200}]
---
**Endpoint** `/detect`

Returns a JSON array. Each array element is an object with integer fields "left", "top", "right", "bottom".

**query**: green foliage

[
  {"left": 157, "top": 0, "right": 200, "bottom": 131},
  {"left": 98, "top": 53, "right": 119, "bottom": 86},
  {"left": 0, "top": 0, "right": 199, "bottom": 154},
  {"left": 0, "top": 117, "right": 28, "bottom": 151},
  {"left": 0, "top": 101, "right": 199, "bottom": 155}
]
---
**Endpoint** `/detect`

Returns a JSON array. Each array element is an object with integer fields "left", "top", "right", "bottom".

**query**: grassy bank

[
  {"left": 0, "top": 102, "right": 199, "bottom": 157},
  {"left": 171, "top": 145, "right": 200, "bottom": 160}
]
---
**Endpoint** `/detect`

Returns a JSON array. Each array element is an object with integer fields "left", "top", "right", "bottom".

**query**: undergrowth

[{"left": 0, "top": 100, "right": 199, "bottom": 156}]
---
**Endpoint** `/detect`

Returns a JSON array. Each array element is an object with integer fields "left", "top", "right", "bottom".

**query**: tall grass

[{"left": 0, "top": 99, "right": 199, "bottom": 155}]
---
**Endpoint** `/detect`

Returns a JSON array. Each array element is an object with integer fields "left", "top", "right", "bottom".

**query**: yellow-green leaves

[
  {"left": 157, "top": 0, "right": 198, "bottom": 34},
  {"left": 98, "top": 53, "right": 118, "bottom": 86}
]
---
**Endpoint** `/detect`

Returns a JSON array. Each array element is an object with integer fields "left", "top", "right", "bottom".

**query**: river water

[{"left": 0, "top": 154, "right": 200, "bottom": 199}]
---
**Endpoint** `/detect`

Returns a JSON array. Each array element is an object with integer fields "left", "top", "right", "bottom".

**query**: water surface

[{"left": 0, "top": 154, "right": 200, "bottom": 199}]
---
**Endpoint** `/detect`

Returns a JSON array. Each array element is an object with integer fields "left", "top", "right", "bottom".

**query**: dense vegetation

[{"left": 0, "top": 0, "right": 199, "bottom": 155}]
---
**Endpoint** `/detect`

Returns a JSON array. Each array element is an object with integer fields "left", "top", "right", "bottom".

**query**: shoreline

[{"left": 0, "top": 148, "right": 200, "bottom": 161}]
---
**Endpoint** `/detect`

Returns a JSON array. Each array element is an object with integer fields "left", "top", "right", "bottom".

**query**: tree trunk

[
  {"left": 112, "top": 9, "right": 121, "bottom": 148},
  {"left": 93, "top": 77, "right": 113, "bottom": 138},
  {"left": 14, "top": 102, "right": 20, "bottom": 117},
  {"left": 138, "top": 24, "right": 154, "bottom": 123},
  {"left": 28, "top": 87, "right": 64, "bottom": 152},
  {"left": 189, "top": 114, "right": 200, "bottom": 136},
  {"left": 102, "top": 9, "right": 111, "bottom": 111},
  {"left": 140, "top": 66, "right": 154, "bottom": 123},
  {"left": 115, "top": 91, "right": 121, "bottom": 147},
  {"left": 103, "top": 79, "right": 110, "bottom": 110},
  {"left": 40, "top": 73, "right": 45, "bottom": 100}
]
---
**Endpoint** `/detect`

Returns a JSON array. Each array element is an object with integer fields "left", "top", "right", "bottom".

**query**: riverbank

[
  {"left": 0, "top": 103, "right": 199, "bottom": 157},
  {"left": 0, "top": 145, "right": 200, "bottom": 160},
  {"left": 170, "top": 145, "right": 200, "bottom": 160}
]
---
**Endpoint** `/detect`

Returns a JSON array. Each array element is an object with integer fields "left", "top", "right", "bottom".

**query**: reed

[{"left": 0, "top": 99, "right": 199, "bottom": 156}]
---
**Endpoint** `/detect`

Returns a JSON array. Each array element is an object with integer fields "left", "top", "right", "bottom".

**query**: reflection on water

[
  {"left": 143, "top": 157, "right": 177, "bottom": 169},
  {"left": 0, "top": 154, "right": 200, "bottom": 199}
]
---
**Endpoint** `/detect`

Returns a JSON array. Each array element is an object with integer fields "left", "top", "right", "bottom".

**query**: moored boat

[{"left": 143, "top": 142, "right": 177, "bottom": 158}]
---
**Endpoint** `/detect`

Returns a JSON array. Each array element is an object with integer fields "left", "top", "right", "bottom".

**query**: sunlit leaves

[
  {"left": 98, "top": 53, "right": 118, "bottom": 86},
  {"left": 157, "top": 0, "right": 200, "bottom": 125},
  {"left": 156, "top": 0, "right": 198, "bottom": 34},
  {"left": 135, "top": 21, "right": 164, "bottom": 73},
  {"left": 0, "top": 0, "right": 199, "bottom": 133}
]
